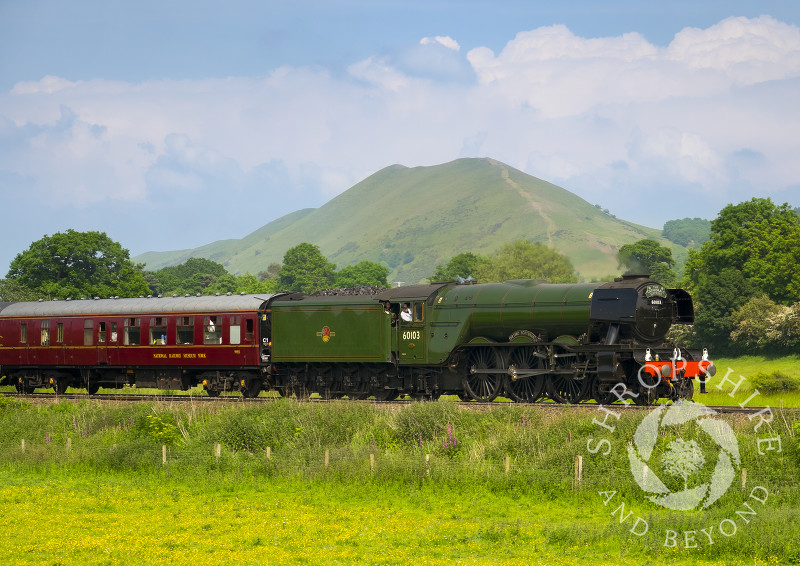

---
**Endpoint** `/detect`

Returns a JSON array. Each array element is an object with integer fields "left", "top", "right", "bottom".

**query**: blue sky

[{"left": 1, "top": 0, "right": 799, "bottom": 274}]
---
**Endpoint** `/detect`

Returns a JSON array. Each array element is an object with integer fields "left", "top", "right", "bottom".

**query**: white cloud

[
  {"left": 667, "top": 16, "right": 800, "bottom": 83},
  {"left": 467, "top": 16, "right": 800, "bottom": 117},
  {"left": 11, "top": 75, "right": 82, "bottom": 95},
  {"left": 420, "top": 36, "right": 460, "bottom": 51}
]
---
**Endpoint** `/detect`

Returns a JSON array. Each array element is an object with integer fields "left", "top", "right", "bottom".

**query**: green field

[{"left": 0, "top": 391, "right": 798, "bottom": 565}]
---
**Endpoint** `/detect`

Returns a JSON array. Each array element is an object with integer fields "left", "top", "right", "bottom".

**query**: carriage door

[{"left": 398, "top": 302, "right": 425, "bottom": 362}]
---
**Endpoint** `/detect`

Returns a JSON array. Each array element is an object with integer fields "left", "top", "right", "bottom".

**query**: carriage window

[
  {"left": 177, "top": 316, "right": 194, "bottom": 344},
  {"left": 98, "top": 321, "right": 106, "bottom": 343},
  {"left": 20, "top": 323, "right": 27, "bottom": 344},
  {"left": 204, "top": 316, "right": 222, "bottom": 344},
  {"left": 110, "top": 322, "right": 118, "bottom": 343},
  {"left": 150, "top": 317, "right": 167, "bottom": 345},
  {"left": 84, "top": 319, "right": 94, "bottom": 346},
  {"left": 245, "top": 318, "right": 254, "bottom": 341},
  {"left": 41, "top": 320, "right": 50, "bottom": 346},
  {"left": 124, "top": 318, "right": 141, "bottom": 346},
  {"left": 413, "top": 303, "right": 424, "bottom": 322},
  {"left": 57, "top": 323, "right": 64, "bottom": 343},
  {"left": 230, "top": 315, "right": 241, "bottom": 345}
]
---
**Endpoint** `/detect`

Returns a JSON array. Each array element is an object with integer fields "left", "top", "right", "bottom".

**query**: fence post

[
  {"left": 215, "top": 443, "right": 221, "bottom": 461},
  {"left": 325, "top": 449, "right": 330, "bottom": 470},
  {"left": 742, "top": 468, "right": 747, "bottom": 490},
  {"left": 370, "top": 453, "right": 375, "bottom": 473},
  {"left": 162, "top": 445, "right": 167, "bottom": 464},
  {"left": 66, "top": 437, "right": 71, "bottom": 453},
  {"left": 21, "top": 439, "right": 25, "bottom": 452},
  {"left": 266, "top": 446, "right": 271, "bottom": 460},
  {"left": 574, "top": 454, "right": 583, "bottom": 489},
  {"left": 425, "top": 454, "right": 430, "bottom": 477}
]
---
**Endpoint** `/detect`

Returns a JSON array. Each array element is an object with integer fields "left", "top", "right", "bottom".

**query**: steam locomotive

[{"left": 0, "top": 274, "right": 714, "bottom": 403}]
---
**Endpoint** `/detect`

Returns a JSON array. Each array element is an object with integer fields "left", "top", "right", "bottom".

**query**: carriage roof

[{"left": 0, "top": 294, "right": 282, "bottom": 318}]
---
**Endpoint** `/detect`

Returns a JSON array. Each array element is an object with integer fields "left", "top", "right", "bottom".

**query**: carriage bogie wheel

[
  {"left": 463, "top": 348, "right": 503, "bottom": 402},
  {"left": 371, "top": 388, "right": 399, "bottom": 401},
  {"left": 53, "top": 380, "right": 68, "bottom": 395},
  {"left": 205, "top": 389, "right": 221, "bottom": 398},
  {"left": 16, "top": 382, "right": 36, "bottom": 394},
  {"left": 241, "top": 384, "right": 261, "bottom": 398}
]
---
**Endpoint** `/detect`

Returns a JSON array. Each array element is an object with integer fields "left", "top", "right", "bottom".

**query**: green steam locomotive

[{"left": 267, "top": 274, "right": 714, "bottom": 404}]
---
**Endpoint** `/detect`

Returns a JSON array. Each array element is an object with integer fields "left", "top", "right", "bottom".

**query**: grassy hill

[{"left": 135, "top": 158, "right": 681, "bottom": 283}]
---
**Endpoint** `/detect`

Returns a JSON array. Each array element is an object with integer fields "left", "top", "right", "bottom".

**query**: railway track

[{"left": 1, "top": 391, "right": 778, "bottom": 414}]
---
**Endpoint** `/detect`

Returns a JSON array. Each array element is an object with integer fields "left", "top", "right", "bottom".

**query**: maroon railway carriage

[{"left": 0, "top": 294, "right": 281, "bottom": 397}]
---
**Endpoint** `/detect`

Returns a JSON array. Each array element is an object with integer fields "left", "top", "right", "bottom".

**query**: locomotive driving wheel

[
  {"left": 504, "top": 346, "right": 546, "bottom": 403},
  {"left": 545, "top": 347, "right": 591, "bottom": 404},
  {"left": 463, "top": 347, "right": 503, "bottom": 401}
]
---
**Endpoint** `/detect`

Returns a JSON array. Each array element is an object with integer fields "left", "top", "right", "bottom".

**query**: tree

[
  {"left": 429, "top": 252, "right": 489, "bottom": 282},
  {"left": 475, "top": 240, "right": 577, "bottom": 283},
  {"left": 617, "top": 239, "right": 678, "bottom": 286},
  {"left": 662, "top": 218, "right": 711, "bottom": 248},
  {"left": 6, "top": 230, "right": 150, "bottom": 299},
  {"left": 692, "top": 268, "right": 755, "bottom": 349},
  {"left": 0, "top": 279, "right": 38, "bottom": 302},
  {"left": 693, "top": 198, "right": 800, "bottom": 304},
  {"left": 258, "top": 262, "right": 281, "bottom": 282},
  {"left": 278, "top": 243, "right": 336, "bottom": 293},
  {"left": 336, "top": 261, "right": 389, "bottom": 288},
  {"left": 729, "top": 295, "right": 782, "bottom": 351},
  {"left": 686, "top": 198, "right": 800, "bottom": 351},
  {"left": 147, "top": 258, "right": 229, "bottom": 295}
]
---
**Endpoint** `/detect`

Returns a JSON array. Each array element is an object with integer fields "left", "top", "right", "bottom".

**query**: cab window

[{"left": 413, "top": 303, "right": 424, "bottom": 322}]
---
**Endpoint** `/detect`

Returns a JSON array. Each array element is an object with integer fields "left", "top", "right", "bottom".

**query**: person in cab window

[{"left": 400, "top": 304, "right": 412, "bottom": 322}]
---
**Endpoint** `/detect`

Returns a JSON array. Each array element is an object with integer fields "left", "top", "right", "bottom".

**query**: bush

[{"left": 750, "top": 371, "right": 800, "bottom": 394}]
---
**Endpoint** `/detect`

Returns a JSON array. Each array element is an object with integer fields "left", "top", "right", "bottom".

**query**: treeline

[
  {"left": 0, "top": 236, "right": 391, "bottom": 300},
  {"left": 0, "top": 235, "right": 576, "bottom": 302}
]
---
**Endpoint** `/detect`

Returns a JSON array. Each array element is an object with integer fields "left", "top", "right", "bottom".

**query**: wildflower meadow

[{"left": 0, "top": 393, "right": 798, "bottom": 565}]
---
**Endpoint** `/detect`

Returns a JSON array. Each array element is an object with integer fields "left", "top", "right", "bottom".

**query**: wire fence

[{"left": 4, "top": 436, "right": 798, "bottom": 499}]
